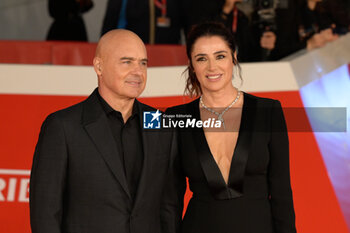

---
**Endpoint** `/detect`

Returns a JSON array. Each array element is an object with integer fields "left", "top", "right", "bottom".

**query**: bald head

[
  {"left": 93, "top": 29, "right": 148, "bottom": 102},
  {"left": 95, "top": 29, "right": 146, "bottom": 58}
]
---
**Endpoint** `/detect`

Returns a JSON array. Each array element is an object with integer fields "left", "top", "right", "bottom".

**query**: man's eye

[
  {"left": 122, "top": 60, "right": 131, "bottom": 64},
  {"left": 141, "top": 61, "right": 148, "bottom": 66}
]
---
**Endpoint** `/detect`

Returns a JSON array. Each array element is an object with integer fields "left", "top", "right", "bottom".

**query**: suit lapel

[
  {"left": 82, "top": 89, "right": 131, "bottom": 199},
  {"left": 133, "top": 101, "right": 160, "bottom": 210}
]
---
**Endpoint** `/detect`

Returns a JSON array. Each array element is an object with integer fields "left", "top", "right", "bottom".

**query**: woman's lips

[{"left": 206, "top": 74, "right": 222, "bottom": 80}]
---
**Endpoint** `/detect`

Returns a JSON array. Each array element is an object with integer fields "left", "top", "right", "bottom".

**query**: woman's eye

[
  {"left": 196, "top": 57, "right": 206, "bottom": 62},
  {"left": 217, "top": 54, "right": 225, "bottom": 59}
]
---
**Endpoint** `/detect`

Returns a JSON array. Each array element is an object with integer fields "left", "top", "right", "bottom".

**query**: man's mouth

[
  {"left": 126, "top": 81, "right": 141, "bottom": 85},
  {"left": 125, "top": 77, "right": 142, "bottom": 86}
]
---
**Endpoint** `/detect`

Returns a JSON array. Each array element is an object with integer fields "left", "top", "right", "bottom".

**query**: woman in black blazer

[{"left": 166, "top": 22, "right": 296, "bottom": 233}]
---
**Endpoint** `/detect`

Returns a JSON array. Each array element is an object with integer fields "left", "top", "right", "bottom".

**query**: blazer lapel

[
  {"left": 190, "top": 99, "right": 232, "bottom": 199},
  {"left": 193, "top": 93, "right": 256, "bottom": 200},
  {"left": 227, "top": 93, "right": 256, "bottom": 197},
  {"left": 133, "top": 100, "right": 160, "bottom": 210},
  {"left": 82, "top": 89, "right": 131, "bottom": 199}
]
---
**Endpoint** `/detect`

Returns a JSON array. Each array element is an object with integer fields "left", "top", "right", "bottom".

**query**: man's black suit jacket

[{"left": 29, "top": 89, "right": 184, "bottom": 233}]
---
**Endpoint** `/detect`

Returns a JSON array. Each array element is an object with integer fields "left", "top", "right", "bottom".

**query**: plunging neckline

[
  {"left": 198, "top": 93, "right": 244, "bottom": 187},
  {"left": 190, "top": 92, "right": 255, "bottom": 199}
]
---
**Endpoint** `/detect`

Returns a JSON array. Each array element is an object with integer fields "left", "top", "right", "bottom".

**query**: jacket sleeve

[
  {"left": 160, "top": 124, "right": 186, "bottom": 233},
  {"left": 30, "top": 114, "right": 68, "bottom": 233},
  {"left": 268, "top": 100, "right": 297, "bottom": 233}
]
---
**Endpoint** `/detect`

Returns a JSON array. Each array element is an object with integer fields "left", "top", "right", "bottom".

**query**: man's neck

[
  {"left": 98, "top": 89, "right": 135, "bottom": 123},
  {"left": 112, "top": 98, "right": 135, "bottom": 123}
]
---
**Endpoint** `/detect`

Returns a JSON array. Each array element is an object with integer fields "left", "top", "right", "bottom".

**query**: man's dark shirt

[{"left": 97, "top": 92, "right": 144, "bottom": 200}]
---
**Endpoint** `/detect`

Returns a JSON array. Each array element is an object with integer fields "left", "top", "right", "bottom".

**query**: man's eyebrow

[
  {"left": 120, "top": 57, "right": 136, "bottom": 61},
  {"left": 120, "top": 57, "right": 148, "bottom": 62}
]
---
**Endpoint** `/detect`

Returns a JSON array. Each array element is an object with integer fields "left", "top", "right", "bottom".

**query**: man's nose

[{"left": 132, "top": 62, "right": 145, "bottom": 75}]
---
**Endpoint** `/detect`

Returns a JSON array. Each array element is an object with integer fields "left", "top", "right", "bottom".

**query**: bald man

[{"left": 29, "top": 30, "right": 185, "bottom": 233}]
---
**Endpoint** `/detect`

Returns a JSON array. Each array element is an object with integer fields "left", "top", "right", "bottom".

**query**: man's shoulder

[
  {"left": 136, "top": 100, "right": 158, "bottom": 112},
  {"left": 43, "top": 100, "right": 85, "bottom": 126},
  {"left": 43, "top": 90, "right": 98, "bottom": 124}
]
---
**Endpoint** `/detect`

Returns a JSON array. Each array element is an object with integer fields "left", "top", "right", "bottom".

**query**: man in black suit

[{"left": 29, "top": 29, "right": 184, "bottom": 233}]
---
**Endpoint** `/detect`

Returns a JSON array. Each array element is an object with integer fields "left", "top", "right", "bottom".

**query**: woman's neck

[{"left": 201, "top": 85, "right": 238, "bottom": 108}]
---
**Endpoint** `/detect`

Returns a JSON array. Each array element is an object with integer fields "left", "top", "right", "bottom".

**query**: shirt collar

[{"left": 97, "top": 91, "right": 139, "bottom": 117}]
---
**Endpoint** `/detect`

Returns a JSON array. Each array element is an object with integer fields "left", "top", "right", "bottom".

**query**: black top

[{"left": 97, "top": 92, "right": 144, "bottom": 200}]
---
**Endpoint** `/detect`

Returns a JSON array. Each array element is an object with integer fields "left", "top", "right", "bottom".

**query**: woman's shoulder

[{"left": 243, "top": 92, "right": 281, "bottom": 107}]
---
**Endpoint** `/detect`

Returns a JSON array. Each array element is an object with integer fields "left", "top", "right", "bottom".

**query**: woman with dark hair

[{"left": 166, "top": 22, "right": 296, "bottom": 233}]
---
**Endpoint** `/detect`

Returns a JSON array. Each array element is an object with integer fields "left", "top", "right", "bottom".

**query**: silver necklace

[{"left": 200, "top": 90, "right": 241, "bottom": 129}]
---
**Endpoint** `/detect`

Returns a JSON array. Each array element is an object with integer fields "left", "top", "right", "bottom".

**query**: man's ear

[{"left": 93, "top": 57, "right": 102, "bottom": 76}]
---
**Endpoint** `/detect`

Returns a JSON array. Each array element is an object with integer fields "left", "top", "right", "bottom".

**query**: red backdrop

[{"left": 0, "top": 91, "right": 348, "bottom": 233}]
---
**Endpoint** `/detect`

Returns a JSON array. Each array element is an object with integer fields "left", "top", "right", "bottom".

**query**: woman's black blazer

[{"left": 166, "top": 93, "right": 296, "bottom": 233}]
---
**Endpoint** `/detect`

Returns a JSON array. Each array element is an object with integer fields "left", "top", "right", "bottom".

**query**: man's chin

[{"left": 126, "top": 90, "right": 144, "bottom": 99}]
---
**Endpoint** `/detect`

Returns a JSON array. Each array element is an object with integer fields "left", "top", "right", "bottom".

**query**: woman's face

[{"left": 191, "top": 36, "right": 234, "bottom": 94}]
